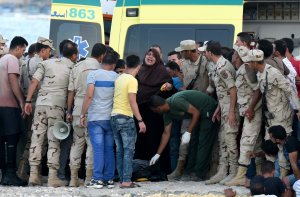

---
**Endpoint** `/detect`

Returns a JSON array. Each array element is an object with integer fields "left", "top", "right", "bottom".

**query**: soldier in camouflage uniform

[
  {"left": 225, "top": 46, "right": 263, "bottom": 186},
  {"left": 256, "top": 39, "right": 290, "bottom": 77},
  {"left": 24, "top": 41, "right": 78, "bottom": 187},
  {"left": 177, "top": 40, "right": 209, "bottom": 92},
  {"left": 17, "top": 37, "right": 54, "bottom": 181},
  {"left": 67, "top": 43, "right": 107, "bottom": 187},
  {"left": 167, "top": 40, "right": 209, "bottom": 180},
  {"left": 199, "top": 41, "right": 216, "bottom": 95},
  {"left": 249, "top": 49, "right": 300, "bottom": 178},
  {"left": 205, "top": 41, "right": 239, "bottom": 185}
]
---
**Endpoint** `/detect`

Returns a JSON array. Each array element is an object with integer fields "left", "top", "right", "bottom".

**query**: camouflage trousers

[
  {"left": 219, "top": 113, "right": 239, "bottom": 167},
  {"left": 29, "top": 105, "right": 64, "bottom": 170},
  {"left": 265, "top": 116, "right": 293, "bottom": 170},
  {"left": 238, "top": 108, "right": 262, "bottom": 166},
  {"left": 19, "top": 114, "right": 47, "bottom": 164},
  {"left": 69, "top": 116, "right": 93, "bottom": 170}
]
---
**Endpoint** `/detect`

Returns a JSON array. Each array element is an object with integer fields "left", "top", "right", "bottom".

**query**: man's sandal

[{"left": 119, "top": 182, "right": 141, "bottom": 188}]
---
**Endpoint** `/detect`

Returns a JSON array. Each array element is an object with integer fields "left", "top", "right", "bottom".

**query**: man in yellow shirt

[{"left": 111, "top": 55, "right": 146, "bottom": 188}]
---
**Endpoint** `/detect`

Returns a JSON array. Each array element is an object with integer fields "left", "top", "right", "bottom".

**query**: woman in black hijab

[{"left": 135, "top": 48, "right": 175, "bottom": 174}]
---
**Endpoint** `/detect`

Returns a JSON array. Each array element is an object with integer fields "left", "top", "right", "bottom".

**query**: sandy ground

[{"left": 0, "top": 181, "right": 250, "bottom": 197}]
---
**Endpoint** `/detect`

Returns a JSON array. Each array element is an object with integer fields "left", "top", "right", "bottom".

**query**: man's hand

[
  {"left": 139, "top": 122, "right": 146, "bottom": 133},
  {"left": 224, "top": 188, "right": 236, "bottom": 197},
  {"left": 245, "top": 107, "right": 255, "bottom": 122},
  {"left": 160, "top": 82, "right": 173, "bottom": 91},
  {"left": 20, "top": 101, "right": 26, "bottom": 118},
  {"left": 24, "top": 103, "right": 32, "bottom": 115},
  {"left": 80, "top": 117, "right": 87, "bottom": 128},
  {"left": 227, "top": 111, "right": 237, "bottom": 128},
  {"left": 66, "top": 113, "right": 73, "bottom": 123},
  {"left": 247, "top": 151, "right": 256, "bottom": 159},
  {"left": 149, "top": 154, "right": 160, "bottom": 165},
  {"left": 212, "top": 106, "right": 221, "bottom": 122},
  {"left": 181, "top": 131, "right": 191, "bottom": 145}
]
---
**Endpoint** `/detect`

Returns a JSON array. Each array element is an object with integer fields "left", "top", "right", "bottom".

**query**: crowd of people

[{"left": 1, "top": 32, "right": 300, "bottom": 195}]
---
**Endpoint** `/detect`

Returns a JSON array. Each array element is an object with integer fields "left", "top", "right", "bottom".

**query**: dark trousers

[
  {"left": 169, "top": 120, "right": 182, "bottom": 171},
  {"left": 184, "top": 117, "right": 218, "bottom": 178},
  {"left": 246, "top": 158, "right": 256, "bottom": 179},
  {"left": 292, "top": 110, "right": 300, "bottom": 141},
  {"left": 0, "top": 107, "right": 22, "bottom": 173},
  {"left": 134, "top": 103, "right": 171, "bottom": 174},
  {"left": 0, "top": 134, "right": 20, "bottom": 174}
]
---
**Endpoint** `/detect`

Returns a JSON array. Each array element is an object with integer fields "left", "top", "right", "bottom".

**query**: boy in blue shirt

[{"left": 166, "top": 61, "right": 184, "bottom": 91}]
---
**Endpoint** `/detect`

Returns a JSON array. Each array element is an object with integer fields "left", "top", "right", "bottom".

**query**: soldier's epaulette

[
  {"left": 55, "top": 59, "right": 62, "bottom": 63},
  {"left": 220, "top": 60, "right": 227, "bottom": 68}
]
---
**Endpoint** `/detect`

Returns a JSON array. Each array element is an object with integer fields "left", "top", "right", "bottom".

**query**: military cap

[
  {"left": 175, "top": 40, "right": 196, "bottom": 52},
  {"left": 0, "top": 34, "right": 8, "bottom": 44},
  {"left": 244, "top": 49, "right": 264, "bottom": 62},
  {"left": 37, "top": 36, "right": 55, "bottom": 50}
]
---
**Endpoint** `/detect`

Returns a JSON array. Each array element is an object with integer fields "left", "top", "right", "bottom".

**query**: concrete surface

[{"left": 0, "top": 181, "right": 250, "bottom": 197}]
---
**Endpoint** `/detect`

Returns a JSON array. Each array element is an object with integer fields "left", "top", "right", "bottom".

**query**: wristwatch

[
  {"left": 137, "top": 119, "right": 143, "bottom": 123},
  {"left": 80, "top": 114, "right": 87, "bottom": 119}
]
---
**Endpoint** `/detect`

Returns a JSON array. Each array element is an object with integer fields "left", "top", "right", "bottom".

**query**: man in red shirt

[
  {"left": 0, "top": 36, "right": 28, "bottom": 186},
  {"left": 282, "top": 38, "right": 300, "bottom": 98}
]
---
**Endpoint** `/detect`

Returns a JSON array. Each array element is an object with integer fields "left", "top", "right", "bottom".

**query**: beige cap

[
  {"left": 175, "top": 40, "right": 196, "bottom": 52},
  {"left": 0, "top": 34, "right": 8, "bottom": 44},
  {"left": 198, "top": 41, "right": 209, "bottom": 52},
  {"left": 235, "top": 46, "right": 249, "bottom": 62},
  {"left": 0, "top": 47, "right": 9, "bottom": 55},
  {"left": 37, "top": 36, "right": 55, "bottom": 50},
  {"left": 244, "top": 49, "right": 264, "bottom": 62}
]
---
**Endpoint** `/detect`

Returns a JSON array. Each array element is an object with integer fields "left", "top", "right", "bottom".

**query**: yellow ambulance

[{"left": 50, "top": 0, "right": 243, "bottom": 60}]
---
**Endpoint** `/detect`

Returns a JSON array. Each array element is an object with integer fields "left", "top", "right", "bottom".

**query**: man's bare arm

[
  {"left": 8, "top": 73, "right": 25, "bottom": 107},
  {"left": 186, "top": 104, "right": 200, "bottom": 133},
  {"left": 129, "top": 93, "right": 146, "bottom": 133},
  {"left": 289, "top": 152, "right": 300, "bottom": 180},
  {"left": 26, "top": 78, "right": 39, "bottom": 102},
  {"left": 157, "top": 123, "right": 172, "bottom": 155}
]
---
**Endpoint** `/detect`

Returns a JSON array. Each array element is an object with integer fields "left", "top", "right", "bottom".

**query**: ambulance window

[
  {"left": 50, "top": 20, "right": 101, "bottom": 58},
  {"left": 124, "top": 24, "right": 234, "bottom": 62}
]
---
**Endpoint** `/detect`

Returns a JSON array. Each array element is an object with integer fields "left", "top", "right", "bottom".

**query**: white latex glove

[
  {"left": 181, "top": 131, "right": 191, "bottom": 145},
  {"left": 149, "top": 154, "right": 160, "bottom": 165}
]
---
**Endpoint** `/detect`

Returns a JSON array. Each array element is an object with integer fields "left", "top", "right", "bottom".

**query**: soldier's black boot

[{"left": 1, "top": 144, "right": 27, "bottom": 186}]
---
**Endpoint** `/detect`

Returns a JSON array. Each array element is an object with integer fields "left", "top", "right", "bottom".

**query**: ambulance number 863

[{"left": 69, "top": 8, "right": 95, "bottom": 20}]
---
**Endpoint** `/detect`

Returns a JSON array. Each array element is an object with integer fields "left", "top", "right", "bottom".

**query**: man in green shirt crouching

[{"left": 149, "top": 90, "right": 218, "bottom": 181}]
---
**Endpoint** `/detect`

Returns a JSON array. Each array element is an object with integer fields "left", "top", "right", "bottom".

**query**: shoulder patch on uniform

[
  {"left": 220, "top": 62, "right": 226, "bottom": 67},
  {"left": 220, "top": 70, "right": 228, "bottom": 79}
]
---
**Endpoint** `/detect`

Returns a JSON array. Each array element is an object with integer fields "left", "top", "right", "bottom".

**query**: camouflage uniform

[
  {"left": 235, "top": 64, "right": 262, "bottom": 166},
  {"left": 257, "top": 64, "right": 296, "bottom": 137},
  {"left": 181, "top": 54, "right": 209, "bottom": 92},
  {"left": 257, "top": 64, "right": 299, "bottom": 171},
  {"left": 21, "top": 54, "right": 43, "bottom": 102},
  {"left": 68, "top": 57, "right": 101, "bottom": 170},
  {"left": 29, "top": 57, "right": 74, "bottom": 170},
  {"left": 19, "top": 55, "right": 47, "bottom": 167},
  {"left": 214, "top": 56, "right": 239, "bottom": 166},
  {"left": 206, "top": 61, "right": 217, "bottom": 94}
]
